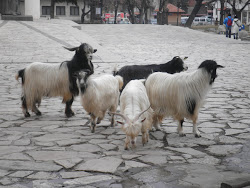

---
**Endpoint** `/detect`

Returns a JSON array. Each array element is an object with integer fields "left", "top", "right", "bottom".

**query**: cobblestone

[{"left": 0, "top": 19, "right": 249, "bottom": 187}]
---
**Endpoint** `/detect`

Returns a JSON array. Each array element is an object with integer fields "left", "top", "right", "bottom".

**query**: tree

[
  {"left": 219, "top": 0, "right": 225, "bottom": 25},
  {"left": 134, "top": 0, "right": 154, "bottom": 24},
  {"left": 126, "top": 0, "right": 136, "bottom": 23},
  {"left": 50, "top": 0, "right": 77, "bottom": 19},
  {"left": 184, "top": 0, "right": 203, "bottom": 27},
  {"left": 227, "top": 0, "right": 250, "bottom": 20},
  {"left": 157, "top": 0, "right": 168, "bottom": 25},
  {"left": 81, "top": 0, "right": 91, "bottom": 23}
]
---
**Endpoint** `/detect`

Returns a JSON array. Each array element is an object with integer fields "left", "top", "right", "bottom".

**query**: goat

[
  {"left": 76, "top": 71, "right": 123, "bottom": 133},
  {"left": 15, "top": 43, "right": 97, "bottom": 118},
  {"left": 111, "top": 80, "right": 153, "bottom": 150},
  {"left": 113, "top": 56, "right": 188, "bottom": 91},
  {"left": 145, "top": 60, "right": 224, "bottom": 137}
]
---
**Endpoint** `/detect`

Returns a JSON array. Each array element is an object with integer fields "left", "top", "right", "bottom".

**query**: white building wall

[
  {"left": 40, "top": 0, "right": 90, "bottom": 22},
  {"left": 25, "top": 0, "right": 40, "bottom": 19}
]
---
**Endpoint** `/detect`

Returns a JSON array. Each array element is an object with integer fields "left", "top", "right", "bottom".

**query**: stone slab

[{"left": 75, "top": 157, "right": 123, "bottom": 173}]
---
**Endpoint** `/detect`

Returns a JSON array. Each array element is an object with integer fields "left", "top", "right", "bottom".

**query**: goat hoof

[
  {"left": 195, "top": 134, "right": 201, "bottom": 138},
  {"left": 35, "top": 111, "right": 42, "bottom": 116},
  {"left": 179, "top": 133, "right": 186, "bottom": 137},
  {"left": 65, "top": 111, "right": 74, "bottom": 118},
  {"left": 24, "top": 112, "right": 30, "bottom": 117}
]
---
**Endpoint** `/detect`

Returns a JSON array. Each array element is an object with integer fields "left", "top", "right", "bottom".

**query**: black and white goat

[
  {"left": 145, "top": 60, "right": 224, "bottom": 137},
  {"left": 15, "top": 43, "right": 97, "bottom": 118},
  {"left": 76, "top": 71, "right": 123, "bottom": 133},
  {"left": 111, "top": 80, "right": 153, "bottom": 150},
  {"left": 113, "top": 56, "right": 188, "bottom": 91}
]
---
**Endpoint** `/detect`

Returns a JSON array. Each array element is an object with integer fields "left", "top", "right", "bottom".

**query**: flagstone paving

[{"left": 0, "top": 19, "right": 249, "bottom": 187}]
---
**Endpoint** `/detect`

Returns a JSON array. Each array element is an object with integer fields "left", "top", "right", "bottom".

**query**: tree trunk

[
  {"left": 114, "top": 5, "right": 118, "bottom": 24},
  {"left": 144, "top": 9, "right": 148, "bottom": 24},
  {"left": 90, "top": 2, "right": 96, "bottom": 23},
  {"left": 127, "top": 1, "right": 135, "bottom": 24},
  {"left": 184, "top": 0, "right": 203, "bottom": 28},
  {"left": 50, "top": 0, "right": 55, "bottom": 19},
  {"left": 220, "top": 0, "right": 225, "bottom": 25}
]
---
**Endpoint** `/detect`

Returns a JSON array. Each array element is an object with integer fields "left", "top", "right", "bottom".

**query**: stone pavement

[{"left": 0, "top": 19, "right": 250, "bottom": 188}]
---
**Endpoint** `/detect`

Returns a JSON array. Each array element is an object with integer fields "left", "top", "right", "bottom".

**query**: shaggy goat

[
  {"left": 112, "top": 80, "right": 153, "bottom": 150},
  {"left": 76, "top": 71, "right": 123, "bottom": 133},
  {"left": 15, "top": 43, "right": 97, "bottom": 118},
  {"left": 113, "top": 56, "right": 188, "bottom": 91},
  {"left": 145, "top": 60, "right": 224, "bottom": 137}
]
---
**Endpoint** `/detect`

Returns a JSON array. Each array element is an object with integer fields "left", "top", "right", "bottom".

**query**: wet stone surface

[{"left": 0, "top": 20, "right": 249, "bottom": 187}]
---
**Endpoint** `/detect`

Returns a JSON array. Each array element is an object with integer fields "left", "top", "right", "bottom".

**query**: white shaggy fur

[
  {"left": 145, "top": 62, "right": 222, "bottom": 137},
  {"left": 20, "top": 62, "right": 71, "bottom": 111},
  {"left": 15, "top": 43, "right": 97, "bottom": 118},
  {"left": 77, "top": 72, "right": 123, "bottom": 133},
  {"left": 115, "top": 80, "right": 153, "bottom": 150}
]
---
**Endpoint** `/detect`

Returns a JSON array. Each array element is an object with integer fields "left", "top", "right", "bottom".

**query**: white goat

[
  {"left": 15, "top": 43, "right": 96, "bottom": 117},
  {"left": 145, "top": 60, "right": 224, "bottom": 137},
  {"left": 76, "top": 71, "right": 123, "bottom": 133},
  {"left": 112, "top": 80, "right": 153, "bottom": 150}
]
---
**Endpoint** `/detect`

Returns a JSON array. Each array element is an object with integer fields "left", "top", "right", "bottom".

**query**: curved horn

[
  {"left": 133, "top": 106, "right": 151, "bottom": 122},
  {"left": 63, "top": 46, "right": 79, "bottom": 52},
  {"left": 109, "top": 112, "right": 130, "bottom": 124},
  {"left": 217, "top": 64, "right": 224, "bottom": 68}
]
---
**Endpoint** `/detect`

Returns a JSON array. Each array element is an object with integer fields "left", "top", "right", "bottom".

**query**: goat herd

[{"left": 15, "top": 43, "right": 224, "bottom": 150}]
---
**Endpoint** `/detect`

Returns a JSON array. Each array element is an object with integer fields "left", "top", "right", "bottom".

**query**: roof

[{"left": 155, "top": 3, "right": 185, "bottom": 13}]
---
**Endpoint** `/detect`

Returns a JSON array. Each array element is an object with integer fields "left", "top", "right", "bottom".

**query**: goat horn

[
  {"left": 133, "top": 106, "right": 151, "bottom": 122},
  {"left": 63, "top": 46, "right": 79, "bottom": 52},
  {"left": 217, "top": 64, "right": 224, "bottom": 68},
  {"left": 109, "top": 112, "right": 130, "bottom": 124}
]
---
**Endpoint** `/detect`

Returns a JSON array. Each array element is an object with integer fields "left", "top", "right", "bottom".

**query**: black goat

[{"left": 113, "top": 56, "right": 188, "bottom": 91}]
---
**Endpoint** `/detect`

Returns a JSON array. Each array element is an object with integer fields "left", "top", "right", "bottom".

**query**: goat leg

[
  {"left": 177, "top": 119, "right": 186, "bottom": 137},
  {"left": 21, "top": 96, "right": 30, "bottom": 117},
  {"left": 65, "top": 97, "right": 74, "bottom": 117}
]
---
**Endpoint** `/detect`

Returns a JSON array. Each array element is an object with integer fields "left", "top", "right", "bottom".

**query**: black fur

[
  {"left": 114, "top": 56, "right": 187, "bottom": 91},
  {"left": 17, "top": 69, "right": 25, "bottom": 84},
  {"left": 186, "top": 98, "right": 196, "bottom": 115},
  {"left": 198, "top": 60, "right": 224, "bottom": 85},
  {"left": 66, "top": 44, "right": 95, "bottom": 96}
]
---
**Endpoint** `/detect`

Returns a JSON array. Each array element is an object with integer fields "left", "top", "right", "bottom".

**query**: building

[{"left": 0, "top": 0, "right": 90, "bottom": 22}]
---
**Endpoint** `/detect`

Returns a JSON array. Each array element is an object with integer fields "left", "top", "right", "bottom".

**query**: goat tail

[
  {"left": 112, "top": 64, "right": 118, "bottom": 76},
  {"left": 115, "top": 75, "right": 124, "bottom": 90},
  {"left": 15, "top": 69, "right": 25, "bottom": 84}
]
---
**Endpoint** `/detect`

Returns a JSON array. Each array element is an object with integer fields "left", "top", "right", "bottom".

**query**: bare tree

[
  {"left": 126, "top": 0, "right": 136, "bottom": 23},
  {"left": 184, "top": 0, "right": 218, "bottom": 27},
  {"left": 81, "top": 0, "right": 91, "bottom": 23},
  {"left": 184, "top": 0, "right": 203, "bottom": 27},
  {"left": 157, "top": 0, "right": 168, "bottom": 25},
  {"left": 134, "top": 0, "right": 153, "bottom": 24},
  {"left": 227, "top": 0, "right": 250, "bottom": 20}
]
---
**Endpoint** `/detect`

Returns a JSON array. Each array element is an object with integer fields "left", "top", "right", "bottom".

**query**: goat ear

[
  {"left": 93, "top": 49, "right": 97, "bottom": 53},
  {"left": 117, "top": 121, "right": 124, "bottom": 125},
  {"left": 141, "top": 118, "right": 146, "bottom": 123},
  {"left": 217, "top": 65, "right": 224, "bottom": 68},
  {"left": 64, "top": 46, "right": 79, "bottom": 52}
]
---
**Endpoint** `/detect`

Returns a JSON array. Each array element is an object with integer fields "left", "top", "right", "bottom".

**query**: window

[
  {"left": 42, "top": 6, "right": 50, "bottom": 15},
  {"left": 70, "top": 6, "right": 79, "bottom": 16},
  {"left": 56, "top": 6, "right": 65, "bottom": 15}
]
